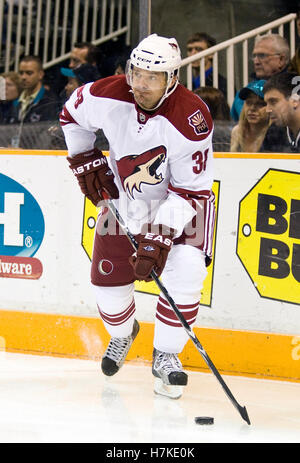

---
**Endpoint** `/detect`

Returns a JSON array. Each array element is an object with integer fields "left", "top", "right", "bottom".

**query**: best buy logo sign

[{"left": 237, "top": 169, "right": 300, "bottom": 305}]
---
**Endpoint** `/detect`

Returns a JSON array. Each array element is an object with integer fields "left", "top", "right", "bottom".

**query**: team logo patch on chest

[
  {"left": 117, "top": 145, "right": 167, "bottom": 199},
  {"left": 188, "top": 110, "right": 209, "bottom": 135}
]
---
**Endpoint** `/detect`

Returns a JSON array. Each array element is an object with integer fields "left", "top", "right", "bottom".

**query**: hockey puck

[{"left": 194, "top": 416, "right": 214, "bottom": 425}]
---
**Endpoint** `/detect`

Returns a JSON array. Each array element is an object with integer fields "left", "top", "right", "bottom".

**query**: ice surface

[{"left": 0, "top": 352, "right": 299, "bottom": 443}]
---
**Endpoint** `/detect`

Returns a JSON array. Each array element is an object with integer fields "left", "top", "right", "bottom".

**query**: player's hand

[
  {"left": 67, "top": 148, "right": 119, "bottom": 206},
  {"left": 129, "top": 225, "right": 174, "bottom": 282}
]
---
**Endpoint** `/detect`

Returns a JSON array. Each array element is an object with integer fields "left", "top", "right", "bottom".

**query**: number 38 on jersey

[{"left": 192, "top": 149, "right": 209, "bottom": 174}]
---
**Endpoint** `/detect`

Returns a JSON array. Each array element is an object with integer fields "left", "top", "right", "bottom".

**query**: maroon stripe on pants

[
  {"left": 155, "top": 296, "right": 199, "bottom": 328},
  {"left": 98, "top": 299, "right": 135, "bottom": 326}
]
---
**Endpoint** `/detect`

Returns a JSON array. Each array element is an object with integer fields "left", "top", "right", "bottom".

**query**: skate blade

[{"left": 154, "top": 378, "right": 183, "bottom": 399}]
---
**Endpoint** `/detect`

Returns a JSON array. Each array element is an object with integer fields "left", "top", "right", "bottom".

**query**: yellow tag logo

[{"left": 237, "top": 169, "right": 300, "bottom": 305}]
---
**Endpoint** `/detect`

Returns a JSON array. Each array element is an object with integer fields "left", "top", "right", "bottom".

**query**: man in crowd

[
  {"left": 10, "top": 55, "right": 59, "bottom": 127},
  {"left": 4, "top": 55, "right": 60, "bottom": 148},
  {"left": 69, "top": 42, "right": 102, "bottom": 71},
  {"left": 186, "top": 32, "right": 227, "bottom": 97},
  {"left": 47, "top": 63, "right": 103, "bottom": 149},
  {"left": 262, "top": 71, "right": 300, "bottom": 152},
  {"left": 61, "top": 63, "right": 101, "bottom": 99},
  {"left": 231, "top": 33, "right": 290, "bottom": 121}
]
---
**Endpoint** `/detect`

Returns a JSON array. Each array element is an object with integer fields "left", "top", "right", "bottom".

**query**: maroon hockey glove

[
  {"left": 129, "top": 225, "right": 174, "bottom": 282},
  {"left": 67, "top": 148, "right": 119, "bottom": 206}
]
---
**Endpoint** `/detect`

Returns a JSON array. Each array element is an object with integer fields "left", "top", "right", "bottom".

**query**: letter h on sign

[{"left": 0, "top": 192, "right": 24, "bottom": 246}]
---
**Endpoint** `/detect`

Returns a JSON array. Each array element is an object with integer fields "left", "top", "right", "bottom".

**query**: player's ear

[{"left": 290, "top": 93, "right": 300, "bottom": 110}]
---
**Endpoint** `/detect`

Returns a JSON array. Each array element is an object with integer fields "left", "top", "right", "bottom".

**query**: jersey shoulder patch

[
  {"left": 164, "top": 84, "right": 213, "bottom": 141},
  {"left": 89, "top": 75, "right": 134, "bottom": 104}
]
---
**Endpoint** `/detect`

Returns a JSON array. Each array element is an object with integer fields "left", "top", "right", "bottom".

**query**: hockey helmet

[
  {"left": 127, "top": 34, "right": 182, "bottom": 108},
  {"left": 130, "top": 33, "right": 181, "bottom": 75}
]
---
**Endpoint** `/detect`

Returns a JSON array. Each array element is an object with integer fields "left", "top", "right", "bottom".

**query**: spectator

[
  {"left": 194, "top": 86, "right": 230, "bottom": 120},
  {"left": 38, "top": 41, "right": 101, "bottom": 100},
  {"left": 69, "top": 42, "right": 102, "bottom": 72},
  {"left": 114, "top": 54, "right": 130, "bottom": 75},
  {"left": 262, "top": 72, "right": 300, "bottom": 152},
  {"left": 0, "top": 71, "right": 22, "bottom": 124},
  {"left": 60, "top": 63, "right": 101, "bottom": 99},
  {"left": 29, "top": 43, "right": 101, "bottom": 101},
  {"left": 63, "top": 76, "right": 80, "bottom": 100},
  {"left": 230, "top": 80, "right": 269, "bottom": 152},
  {"left": 2, "top": 56, "right": 60, "bottom": 148},
  {"left": 99, "top": 37, "right": 131, "bottom": 77},
  {"left": 194, "top": 86, "right": 232, "bottom": 152},
  {"left": 186, "top": 32, "right": 227, "bottom": 97},
  {"left": 48, "top": 63, "right": 103, "bottom": 149},
  {"left": 231, "top": 34, "right": 290, "bottom": 121},
  {"left": 11, "top": 55, "right": 59, "bottom": 124}
]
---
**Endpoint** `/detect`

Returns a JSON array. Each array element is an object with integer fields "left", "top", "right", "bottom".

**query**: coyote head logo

[{"left": 117, "top": 145, "right": 167, "bottom": 199}]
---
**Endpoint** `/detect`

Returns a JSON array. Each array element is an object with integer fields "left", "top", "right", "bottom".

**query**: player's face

[
  {"left": 19, "top": 61, "right": 44, "bottom": 93},
  {"left": 244, "top": 93, "right": 267, "bottom": 125},
  {"left": 131, "top": 67, "right": 168, "bottom": 110},
  {"left": 264, "top": 89, "right": 292, "bottom": 126}
]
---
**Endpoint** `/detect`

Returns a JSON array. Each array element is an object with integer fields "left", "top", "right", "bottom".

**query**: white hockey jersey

[{"left": 60, "top": 75, "right": 215, "bottom": 253}]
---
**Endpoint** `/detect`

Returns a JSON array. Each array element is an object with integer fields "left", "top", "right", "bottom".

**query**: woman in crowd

[
  {"left": 0, "top": 71, "right": 22, "bottom": 124},
  {"left": 230, "top": 80, "right": 270, "bottom": 152}
]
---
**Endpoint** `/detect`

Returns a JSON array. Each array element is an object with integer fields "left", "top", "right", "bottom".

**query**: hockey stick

[{"left": 103, "top": 197, "right": 250, "bottom": 426}]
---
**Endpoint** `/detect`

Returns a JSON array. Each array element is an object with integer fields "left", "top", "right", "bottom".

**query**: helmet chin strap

[{"left": 149, "top": 78, "right": 179, "bottom": 111}]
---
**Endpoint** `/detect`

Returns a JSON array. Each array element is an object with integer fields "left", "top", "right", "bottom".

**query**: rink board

[{"left": 0, "top": 148, "right": 300, "bottom": 382}]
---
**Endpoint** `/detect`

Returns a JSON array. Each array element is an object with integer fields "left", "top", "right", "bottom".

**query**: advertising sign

[
  {"left": 237, "top": 169, "right": 300, "bottom": 305},
  {"left": 0, "top": 173, "right": 44, "bottom": 279}
]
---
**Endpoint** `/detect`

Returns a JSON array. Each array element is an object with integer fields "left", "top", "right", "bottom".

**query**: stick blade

[{"left": 240, "top": 405, "right": 251, "bottom": 425}]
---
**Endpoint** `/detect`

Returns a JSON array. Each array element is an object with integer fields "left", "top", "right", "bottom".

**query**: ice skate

[
  {"left": 152, "top": 348, "right": 188, "bottom": 399},
  {"left": 101, "top": 319, "right": 140, "bottom": 376}
]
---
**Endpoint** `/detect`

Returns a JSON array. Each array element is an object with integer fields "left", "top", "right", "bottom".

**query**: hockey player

[{"left": 60, "top": 34, "right": 215, "bottom": 399}]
